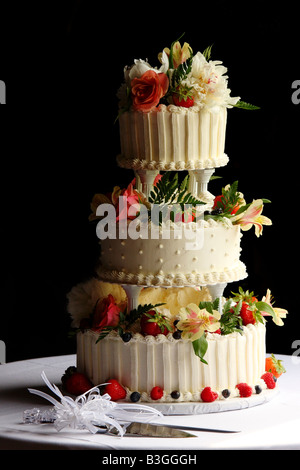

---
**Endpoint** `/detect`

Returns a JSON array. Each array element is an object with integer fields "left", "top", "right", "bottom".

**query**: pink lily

[
  {"left": 231, "top": 199, "right": 272, "bottom": 237},
  {"left": 177, "top": 303, "right": 221, "bottom": 341}
]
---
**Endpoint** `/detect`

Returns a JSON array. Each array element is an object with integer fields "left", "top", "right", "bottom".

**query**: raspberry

[
  {"left": 261, "top": 372, "right": 276, "bottom": 389},
  {"left": 201, "top": 387, "right": 218, "bottom": 403},
  {"left": 150, "top": 386, "right": 164, "bottom": 400},
  {"left": 236, "top": 383, "right": 253, "bottom": 397}
]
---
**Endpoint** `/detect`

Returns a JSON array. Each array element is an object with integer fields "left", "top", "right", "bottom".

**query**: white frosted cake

[
  {"left": 67, "top": 36, "right": 288, "bottom": 405},
  {"left": 77, "top": 322, "right": 266, "bottom": 402},
  {"left": 98, "top": 219, "right": 246, "bottom": 287},
  {"left": 118, "top": 105, "right": 228, "bottom": 171}
]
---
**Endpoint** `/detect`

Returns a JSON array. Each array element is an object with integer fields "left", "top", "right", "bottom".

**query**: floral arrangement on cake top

[{"left": 117, "top": 33, "right": 259, "bottom": 114}]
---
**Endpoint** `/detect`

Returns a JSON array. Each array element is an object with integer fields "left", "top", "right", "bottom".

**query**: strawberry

[
  {"left": 236, "top": 383, "right": 253, "bottom": 398},
  {"left": 240, "top": 301, "right": 256, "bottom": 326},
  {"left": 140, "top": 310, "right": 172, "bottom": 337},
  {"left": 150, "top": 386, "right": 164, "bottom": 400},
  {"left": 103, "top": 379, "right": 126, "bottom": 401},
  {"left": 265, "top": 354, "right": 286, "bottom": 378},
  {"left": 173, "top": 94, "right": 194, "bottom": 108},
  {"left": 232, "top": 288, "right": 261, "bottom": 326},
  {"left": 200, "top": 387, "right": 218, "bottom": 403},
  {"left": 172, "top": 85, "right": 194, "bottom": 108},
  {"left": 261, "top": 372, "right": 277, "bottom": 389},
  {"left": 61, "top": 367, "right": 93, "bottom": 396}
]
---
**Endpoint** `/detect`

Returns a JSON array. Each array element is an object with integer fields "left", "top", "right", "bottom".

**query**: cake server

[{"left": 105, "top": 422, "right": 240, "bottom": 437}]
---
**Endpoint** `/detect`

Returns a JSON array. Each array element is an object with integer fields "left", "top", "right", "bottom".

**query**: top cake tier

[
  {"left": 116, "top": 36, "right": 246, "bottom": 171},
  {"left": 117, "top": 105, "right": 229, "bottom": 171}
]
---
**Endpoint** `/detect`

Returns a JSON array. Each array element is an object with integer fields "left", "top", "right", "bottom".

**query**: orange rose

[{"left": 131, "top": 70, "right": 169, "bottom": 112}]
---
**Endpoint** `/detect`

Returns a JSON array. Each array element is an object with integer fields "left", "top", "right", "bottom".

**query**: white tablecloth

[{"left": 0, "top": 354, "right": 300, "bottom": 450}]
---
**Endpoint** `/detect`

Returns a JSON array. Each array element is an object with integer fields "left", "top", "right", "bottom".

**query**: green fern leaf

[{"left": 233, "top": 100, "right": 260, "bottom": 110}]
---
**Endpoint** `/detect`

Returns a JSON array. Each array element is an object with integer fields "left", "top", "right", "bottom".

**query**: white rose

[{"left": 125, "top": 51, "right": 169, "bottom": 85}]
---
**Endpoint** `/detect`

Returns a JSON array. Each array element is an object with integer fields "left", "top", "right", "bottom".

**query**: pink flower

[
  {"left": 231, "top": 199, "right": 272, "bottom": 237},
  {"left": 131, "top": 70, "right": 169, "bottom": 112},
  {"left": 92, "top": 295, "right": 121, "bottom": 332},
  {"left": 177, "top": 304, "right": 221, "bottom": 341},
  {"left": 114, "top": 179, "right": 146, "bottom": 222}
]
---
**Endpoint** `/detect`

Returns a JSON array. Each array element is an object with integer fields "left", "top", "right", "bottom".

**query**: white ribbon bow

[{"left": 28, "top": 371, "right": 163, "bottom": 437}]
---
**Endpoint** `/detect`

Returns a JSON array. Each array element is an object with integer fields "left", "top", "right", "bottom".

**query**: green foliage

[
  {"left": 220, "top": 300, "right": 243, "bottom": 335},
  {"left": 193, "top": 334, "right": 209, "bottom": 365},
  {"left": 202, "top": 44, "right": 213, "bottom": 61},
  {"left": 171, "top": 55, "right": 193, "bottom": 89},
  {"left": 199, "top": 298, "right": 220, "bottom": 313},
  {"left": 126, "top": 303, "right": 166, "bottom": 328},
  {"left": 149, "top": 172, "right": 205, "bottom": 224},
  {"left": 233, "top": 100, "right": 260, "bottom": 110}
]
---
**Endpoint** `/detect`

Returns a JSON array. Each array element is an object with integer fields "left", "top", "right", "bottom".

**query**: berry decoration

[
  {"left": 130, "top": 391, "right": 141, "bottom": 403},
  {"left": 236, "top": 383, "right": 253, "bottom": 398},
  {"left": 150, "top": 386, "right": 164, "bottom": 400},
  {"left": 221, "top": 389, "right": 231, "bottom": 399},
  {"left": 103, "top": 379, "right": 127, "bottom": 401},
  {"left": 61, "top": 367, "right": 93, "bottom": 396},
  {"left": 265, "top": 354, "right": 286, "bottom": 378},
  {"left": 121, "top": 332, "right": 132, "bottom": 343},
  {"left": 200, "top": 387, "right": 218, "bottom": 403},
  {"left": 140, "top": 310, "right": 172, "bottom": 337},
  {"left": 170, "top": 390, "right": 181, "bottom": 400},
  {"left": 261, "top": 372, "right": 276, "bottom": 389}
]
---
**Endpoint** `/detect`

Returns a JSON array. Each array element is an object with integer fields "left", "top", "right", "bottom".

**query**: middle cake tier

[{"left": 97, "top": 219, "right": 247, "bottom": 287}]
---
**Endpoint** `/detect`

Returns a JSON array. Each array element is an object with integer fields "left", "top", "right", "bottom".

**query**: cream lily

[
  {"left": 177, "top": 303, "right": 221, "bottom": 342},
  {"left": 232, "top": 199, "right": 272, "bottom": 237},
  {"left": 261, "top": 290, "right": 288, "bottom": 326}
]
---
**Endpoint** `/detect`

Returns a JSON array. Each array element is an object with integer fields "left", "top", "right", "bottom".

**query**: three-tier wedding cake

[{"left": 68, "top": 36, "right": 288, "bottom": 406}]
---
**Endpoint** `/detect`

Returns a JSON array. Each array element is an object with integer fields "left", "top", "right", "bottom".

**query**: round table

[{"left": 0, "top": 354, "right": 300, "bottom": 450}]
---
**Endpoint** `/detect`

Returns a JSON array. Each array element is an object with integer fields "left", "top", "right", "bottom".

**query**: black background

[{"left": 0, "top": 2, "right": 299, "bottom": 362}]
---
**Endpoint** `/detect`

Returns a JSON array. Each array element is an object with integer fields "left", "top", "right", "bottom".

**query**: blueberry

[
  {"left": 130, "top": 391, "right": 141, "bottom": 403},
  {"left": 222, "top": 389, "right": 231, "bottom": 399},
  {"left": 121, "top": 332, "right": 132, "bottom": 343},
  {"left": 171, "top": 390, "right": 180, "bottom": 400},
  {"left": 173, "top": 331, "right": 182, "bottom": 340},
  {"left": 255, "top": 385, "right": 262, "bottom": 394}
]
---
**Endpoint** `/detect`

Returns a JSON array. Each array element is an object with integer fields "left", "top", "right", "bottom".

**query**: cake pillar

[
  {"left": 121, "top": 284, "right": 143, "bottom": 312},
  {"left": 136, "top": 170, "right": 159, "bottom": 199},
  {"left": 208, "top": 283, "right": 227, "bottom": 314},
  {"left": 192, "top": 169, "right": 215, "bottom": 203}
]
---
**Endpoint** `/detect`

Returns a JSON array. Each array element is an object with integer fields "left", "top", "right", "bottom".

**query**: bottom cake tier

[{"left": 77, "top": 322, "right": 267, "bottom": 403}]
